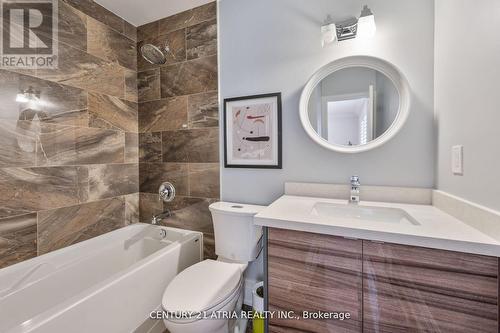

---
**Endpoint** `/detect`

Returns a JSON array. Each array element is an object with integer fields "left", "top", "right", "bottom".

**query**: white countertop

[{"left": 254, "top": 195, "right": 500, "bottom": 257}]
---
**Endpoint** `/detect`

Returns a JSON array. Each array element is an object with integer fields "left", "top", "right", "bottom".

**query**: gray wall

[
  {"left": 219, "top": 0, "right": 435, "bottom": 205},
  {"left": 435, "top": 0, "right": 500, "bottom": 211}
]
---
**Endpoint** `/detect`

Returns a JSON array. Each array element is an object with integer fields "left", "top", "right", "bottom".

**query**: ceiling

[{"left": 94, "top": 0, "right": 214, "bottom": 27}]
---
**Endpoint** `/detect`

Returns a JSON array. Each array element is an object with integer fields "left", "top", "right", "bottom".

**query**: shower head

[{"left": 140, "top": 43, "right": 169, "bottom": 65}]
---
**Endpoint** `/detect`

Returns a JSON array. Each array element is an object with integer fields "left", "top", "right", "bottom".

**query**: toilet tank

[{"left": 209, "top": 202, "right": 266, "bottom": 262}]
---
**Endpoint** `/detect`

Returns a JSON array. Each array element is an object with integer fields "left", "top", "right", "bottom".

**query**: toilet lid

[{"left": 162, "top": 260, "right": 242, "bottom": 313}]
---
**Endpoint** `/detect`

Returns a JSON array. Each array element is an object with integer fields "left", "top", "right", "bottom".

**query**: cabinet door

[
  {"left": 267, "top": 228, "right": 363, "bottom": 333},
  {"left": 363, "top": 241, "right": 498, "bottom": 332}
]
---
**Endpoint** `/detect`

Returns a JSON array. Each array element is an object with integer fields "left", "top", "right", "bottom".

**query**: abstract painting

[{"left": 224, "top": 93, "right": 282, "bottom": 168}]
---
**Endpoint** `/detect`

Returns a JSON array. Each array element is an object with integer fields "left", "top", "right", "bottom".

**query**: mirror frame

[{"left": 299, "top": 55, "right": 411, "bottom": 153}]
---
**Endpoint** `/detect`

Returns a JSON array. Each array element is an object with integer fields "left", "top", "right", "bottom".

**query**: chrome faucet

[
  {"left": 151, "top": 210, "right": 171, "bottom": 225},
  {"left": 350, "top": 176, "right": 360, "bottom": 204}
]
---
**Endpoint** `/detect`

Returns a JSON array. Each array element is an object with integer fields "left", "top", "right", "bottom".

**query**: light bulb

[
  {"left": 357, "top": 6, "right": 376, "bottom": 39},
  {"left": 16, "top": 93, "right": 28, "bottom": 103}
]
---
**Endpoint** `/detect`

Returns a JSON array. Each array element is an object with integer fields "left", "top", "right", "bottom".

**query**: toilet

[{"left": 161, "top": 202, "right": 265, "bottom": 333}]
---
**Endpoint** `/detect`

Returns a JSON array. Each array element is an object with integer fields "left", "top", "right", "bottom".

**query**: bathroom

[{"left": 0, "top": 0, "right": 499, "bottom": 332}]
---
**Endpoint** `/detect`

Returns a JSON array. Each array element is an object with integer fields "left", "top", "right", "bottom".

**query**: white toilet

[{"left": 161, "top": 202, "right": 265, "bottom": 333}]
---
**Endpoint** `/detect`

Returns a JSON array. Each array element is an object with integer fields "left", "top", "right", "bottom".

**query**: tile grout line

[
  {"left": 136, "top": 6, "right": 216, "bottom": 43},
  {"left": 0, "top": 67, "right": 137, "bottom": 104},
  {"left": 137, "top": 89, "right": 218, "bottom": 105},
  {"left": 136, "top": 53, "right": 217, "bottom": 74}
]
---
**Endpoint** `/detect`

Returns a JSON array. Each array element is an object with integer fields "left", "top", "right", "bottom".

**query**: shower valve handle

[{"left": 159, "top": 182, "right": 176, "bottom": 203}]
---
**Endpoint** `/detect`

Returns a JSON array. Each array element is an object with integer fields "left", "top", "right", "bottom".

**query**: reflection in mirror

[{"left": 307, "top": 67, "right": 399, "bottom": 146}]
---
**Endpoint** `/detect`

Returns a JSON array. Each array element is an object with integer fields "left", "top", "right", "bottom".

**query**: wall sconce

[
  {"left": 15, "top": 86, "right": 47, "bottom": 111},
  {"left": 321, "top": 5, "right": 376, "bottom": 46}
]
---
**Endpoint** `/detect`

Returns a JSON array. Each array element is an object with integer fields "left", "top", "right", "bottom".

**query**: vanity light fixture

[
  {"left": 321, "top": 5, "right": 376, "bottom": 46},
  {"left": 16, "top": 86, "right": 40, "bottom": 103},
  {"left": 335, "top": 18, "right": 358, "bottom": 42},
  {"left": 15, "top": 92, "right": 30, "bottom": 103},
  {"left": 15, "top": 86, "right": 47, "bottom": 110}
]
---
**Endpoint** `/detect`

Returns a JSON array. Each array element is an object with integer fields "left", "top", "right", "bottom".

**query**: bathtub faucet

[{"left": 151, "top": 210, "right": 172, "bottom": 225}]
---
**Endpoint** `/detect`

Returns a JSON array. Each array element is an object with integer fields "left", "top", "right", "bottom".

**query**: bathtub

[{"left": 0, "top": 223, "right": 203, "bottom": 333}]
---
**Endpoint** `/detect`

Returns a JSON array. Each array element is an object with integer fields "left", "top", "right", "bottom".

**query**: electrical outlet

[{"left": 452, "top": 145, "right": 463, "bottom": 175}]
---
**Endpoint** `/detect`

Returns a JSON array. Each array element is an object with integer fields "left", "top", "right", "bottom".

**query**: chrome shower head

[{"left": 140, "top": 43, "right": 169, "bottom": 65}]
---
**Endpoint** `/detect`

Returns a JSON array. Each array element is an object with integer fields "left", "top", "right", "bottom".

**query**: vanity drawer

[
  {"left": 363, "top": 241, "right": 498, "bottom": 333},
  {"left": 268, "top": 228, "right": 363, "bottom": 333}
]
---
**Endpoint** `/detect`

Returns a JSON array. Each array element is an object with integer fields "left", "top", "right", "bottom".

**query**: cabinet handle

[{"left": 343, "top": 236, "right": 359, "bottom": 240}]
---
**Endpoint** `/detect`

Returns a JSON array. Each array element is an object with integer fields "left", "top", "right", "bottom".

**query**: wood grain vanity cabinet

[
  {"left": 363, "top": 241, "right": 498, "bottom": 333},
  {"left": 268, "top": 228, "right": 363, "bottom": 332},
  {"left": 267, "top": 228, "right": 499, "bottom": 333}
]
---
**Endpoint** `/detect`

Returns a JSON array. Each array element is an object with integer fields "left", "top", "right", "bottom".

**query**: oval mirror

[{"left": 299, "top": 56, "right": 411, "bottom": 153}]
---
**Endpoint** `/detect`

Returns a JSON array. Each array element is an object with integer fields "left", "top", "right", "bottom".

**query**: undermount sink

[{"left": 311, "top": 202, "right": 420, "bottom": 226}]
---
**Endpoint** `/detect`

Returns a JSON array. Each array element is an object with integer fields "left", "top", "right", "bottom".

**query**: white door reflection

[{"left": 323, "top": 88, "right": 374, "bottom": 146}]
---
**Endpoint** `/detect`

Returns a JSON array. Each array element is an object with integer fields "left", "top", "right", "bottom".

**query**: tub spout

[{"left": 151, "top": 210, "right": 171, "bottom": 225}]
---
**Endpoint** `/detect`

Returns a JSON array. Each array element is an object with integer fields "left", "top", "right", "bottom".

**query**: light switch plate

[{"left": 452, "top": 145, "right": 463, "bottom": 175}]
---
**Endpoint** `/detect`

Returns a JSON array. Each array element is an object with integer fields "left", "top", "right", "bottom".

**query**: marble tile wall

[
  {"left": 137, "top": 2, "right": 219, "bottom": 259},
  {"left": 0, "top": 0, "right": 219, "bottom": 268},
  {"left": 0, "top": 0, "right": 139, "bottom": 269}
]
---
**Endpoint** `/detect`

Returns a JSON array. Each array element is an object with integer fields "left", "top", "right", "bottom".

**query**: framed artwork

[{"left": 223, "top": 93, "right": 282, "bottom": 169}]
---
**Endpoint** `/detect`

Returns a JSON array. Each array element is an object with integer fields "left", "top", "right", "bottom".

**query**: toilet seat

[
  {"left": 164, "top": 280, "right": 243, "bottom": 325},
  {"left": 162, "top": 260, "right": 244, "bottom": 320}
]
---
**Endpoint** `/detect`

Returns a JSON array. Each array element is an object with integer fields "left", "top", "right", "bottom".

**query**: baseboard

[{"left": 133, "top": 306, "right": 166, "bottom": 333}]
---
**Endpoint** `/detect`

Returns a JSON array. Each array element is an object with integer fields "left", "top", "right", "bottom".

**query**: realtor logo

[{"left": 0, "top": 0, "right": 58, "bottom": 68}]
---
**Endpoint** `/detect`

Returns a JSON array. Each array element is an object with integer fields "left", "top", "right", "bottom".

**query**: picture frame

[{"left": 223, "top": 93, "right": 282, "bottom": 169}]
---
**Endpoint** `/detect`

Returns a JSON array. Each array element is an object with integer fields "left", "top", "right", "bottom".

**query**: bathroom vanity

[
  {"left": 255, "top": 189, "right": 500, "bottom": 333},
  {"left": 254, "top": 52, "right": 500, "bottom": 332}
]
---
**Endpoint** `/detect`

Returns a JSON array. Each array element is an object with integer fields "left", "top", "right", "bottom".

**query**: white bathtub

[{"left": 0, "top": 223, "right": 203, "bottom": 333}]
